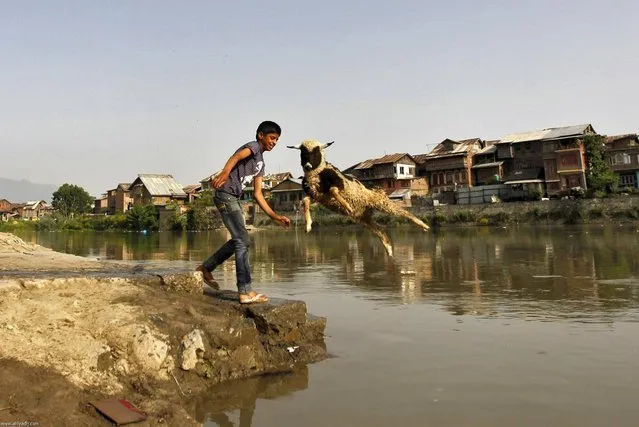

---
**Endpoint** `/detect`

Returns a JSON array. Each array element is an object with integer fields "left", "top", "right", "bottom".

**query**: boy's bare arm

[
  {"left": 253, "top": 176, "right": 290, "bottom": 227},
  {"left": 211, "top": 148, "right": 253, "bottom": 189}
]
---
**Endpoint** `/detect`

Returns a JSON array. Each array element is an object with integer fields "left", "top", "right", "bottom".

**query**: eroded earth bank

[{"left": 0, "top": 232, "right": 328, "bottom": 426}]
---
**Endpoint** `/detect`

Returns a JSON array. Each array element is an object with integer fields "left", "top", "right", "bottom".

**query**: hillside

[{"left": 0, "top": 177, "right": 58, "bottom": 203}]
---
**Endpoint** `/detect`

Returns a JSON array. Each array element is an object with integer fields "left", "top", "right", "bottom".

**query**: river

[{"left": 14, "top": 224, "right": 639, "bottom": 427}]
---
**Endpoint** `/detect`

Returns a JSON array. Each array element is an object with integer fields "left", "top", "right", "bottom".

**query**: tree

[
  {"left": 125, "top": 204, "right": 158, "bottom": 232},
  {"left": 583, "top": 134, "right": 619, "bottom": 194},
  {"left": 186, "top": 190, "right": 221, "bottom": 231},
  {"left": 51, "top": 183, "right": 94, "bottom": 217}
]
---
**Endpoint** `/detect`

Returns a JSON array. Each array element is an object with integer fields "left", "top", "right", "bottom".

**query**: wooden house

[
  {"left": 496, "top": 124, "right": 595, "bottom": 197},
  {"left": 471, "top": 140, "right": 504, "bottom": 185},
  {"left": 183, "top": 184, "right": 202, "bottom": 203},
  {"left": 415, "top": 138, "right": 484, "bottom": 194},
  {"left": 0, "top": 199, "right": 16, "bottom": 221},
  {"left": 19, "top": 200, "right": 52, "bottom": 220},
  {"left": 94, "top": 196, "right": 108, "bottom": 215},
  {"left": 0, "top": 199, "right": 12, "bottom": 211},
  {"left": 262, "top": 172, "right": 293, "bottom": 190},
  {"left": 105, "top": 183, "right": 133, "bottom": 214},
  {"left": 605, "top": 133, "right": 639, "bottom": 189},
  {"left": 129, "top": 174, "right": 187, "bottom": 207},
  {"left": 269, "top": 178, "right": 305, "bottom": 211},
  {"left": 344, "top": 153, "right": 428, "bottom": 202}
]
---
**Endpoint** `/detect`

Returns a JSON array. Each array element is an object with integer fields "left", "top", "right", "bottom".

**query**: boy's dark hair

[{"left": 256, "top": 121, "right": 281, "bottom": 139}]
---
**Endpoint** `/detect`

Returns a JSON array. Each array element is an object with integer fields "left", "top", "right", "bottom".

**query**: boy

[{"left": 197, "top": 121, "right": 291, "bottom": 304}]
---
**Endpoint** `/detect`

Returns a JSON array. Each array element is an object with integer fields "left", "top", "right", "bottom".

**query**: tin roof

[
  {"left": 419, "top": 138, "right": 483, "bottom": 159},
  {"left": 605, "top": 133, "right": 638, "bottom": 144},
  {"left": 475, "top": 144, "right": 497, "bottom": 155},
  {"left": 133, "top": 174, "right": 186, "bottom": 197},
  {"left": 388, "top": 188, "right": 411, "bottom": 199},
  {"left": 263, "top": 172, "right": 293, "bottom": 182},
  {"left": 499, "top": 124, "right": 594, "bottom": 144},
  {"left": 353, "top": 153, "right": 413, "bottom": 170},
  {"left": 183, "top": 184, "right": 202, "bottom": 194},
  {"left": 270, "top": 178, "right": 303, "bottom": 192}
]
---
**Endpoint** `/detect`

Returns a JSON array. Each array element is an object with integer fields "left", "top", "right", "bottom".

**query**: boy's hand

[
  {"left": 211, "top": 171, "right": 229, "bottom": 189},
  {"left": 274, "top": 215, "right": 291, "bottom": 227}
]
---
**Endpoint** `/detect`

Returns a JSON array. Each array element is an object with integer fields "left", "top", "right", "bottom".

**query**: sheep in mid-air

[{"left": 287, "top": 140, "right": 430, "bottom": 256}]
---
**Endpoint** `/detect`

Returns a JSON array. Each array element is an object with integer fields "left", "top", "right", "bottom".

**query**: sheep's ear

[
  {"left": 286, "top": 144, "right": 302, "bottom": 149},
  {"left": 321, "top": 141, "right": 335, "bottom": 149}
]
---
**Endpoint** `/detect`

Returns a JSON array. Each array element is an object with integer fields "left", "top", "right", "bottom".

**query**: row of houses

[
  {"left": 0, "top": 199, "right": 53, "bottom": 222},
  {"left": 88, "top": 123, "right": 639, "bottom": 218},
  {"left": 256, "top": 123, "right": 639, "bottom": 210},
  {"left": 93, "top": 172, "right": 299, "bottom": 217}
]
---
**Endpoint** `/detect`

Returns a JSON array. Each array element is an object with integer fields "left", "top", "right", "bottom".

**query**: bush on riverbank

[{"left": 276, "top": 196, "right": 639, "bottom": 229}]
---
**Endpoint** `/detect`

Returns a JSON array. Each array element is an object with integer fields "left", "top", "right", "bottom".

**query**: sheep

[{"left": 287, "top": 140, "right": 430, "bottom": 257}]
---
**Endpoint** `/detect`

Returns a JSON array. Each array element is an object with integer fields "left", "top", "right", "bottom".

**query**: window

[
  {"left": 612, "top": 153, "right": 631, "bottom": 165},
  {"left": 620, "top": 175, "right": 636, "bottom": 186},
  {"left": 561, "top": 153, "right": 578, "bottom": 167},
  {"left": 446, "top": 172, "right": 454, "bottom": 184},
  {"left": 400, "top": 166, "right": 405, "bottom": 174}
]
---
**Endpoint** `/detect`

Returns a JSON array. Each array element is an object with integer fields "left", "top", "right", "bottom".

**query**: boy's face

[{"left": 258, "top": 132, "right": 280, "bottom": 151}]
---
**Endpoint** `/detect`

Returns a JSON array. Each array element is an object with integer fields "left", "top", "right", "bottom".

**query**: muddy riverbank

[{"left": 0, "top": 232, "right": 328, "bottom": 426}]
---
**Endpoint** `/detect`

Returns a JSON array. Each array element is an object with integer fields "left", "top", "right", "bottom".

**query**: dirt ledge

[{"left": 0, "top": 232, "right": 328, "bottom": 426}]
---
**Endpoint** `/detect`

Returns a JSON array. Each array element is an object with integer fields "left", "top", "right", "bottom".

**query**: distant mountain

[{"left": 0, "top": 177, "right": 58, "bottom": 203}]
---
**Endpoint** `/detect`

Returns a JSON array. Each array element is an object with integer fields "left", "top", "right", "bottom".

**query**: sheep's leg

[
  {"left": 376, "top": 198, "right": 430, "bottom": 231},
  {"left": 329, "top": 187, "right": 354, "bottom": 215},
  {"left": 360, "top": 214, "right": 393, "bottom": 257},
  {"left": 301, "top": 196, "right": 313, "bottom": 233}
]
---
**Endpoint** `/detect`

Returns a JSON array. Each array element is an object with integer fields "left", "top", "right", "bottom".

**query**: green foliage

[
  {"left": 0, "top": 220, "right": 37, "bottom": 232},
  {"left": 125, "top": 205, "right": 158, "bottom": 232},
  {"left": 52, "top": 183, "right": 94, "bottom": 217},
  {"left": 452, "top": 210, "right": 476, "bottom": 223},
  {"left": 584, "top": 134, "right": 619, "bottom": 194},
  {"left": 185, "top": 191, "right": 221, "bottom": 231}
]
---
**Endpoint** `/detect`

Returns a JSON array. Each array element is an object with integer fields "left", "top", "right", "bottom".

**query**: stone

[
  {"left": 246, "top": 299, "right": 308, "bottom": 337},
  {"left": 130, "top": 325, "right": 169, "bottom": 373},
  {"left": 180, "top": 329, "right": 205, "bottom": 371},
  {"left": 159, "top": 272, "right": 204, "bottom": 294}
]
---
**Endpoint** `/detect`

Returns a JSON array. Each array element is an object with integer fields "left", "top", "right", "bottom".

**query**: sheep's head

[{"left": 287, "top": 140, "right": 334, "bottom": 171}]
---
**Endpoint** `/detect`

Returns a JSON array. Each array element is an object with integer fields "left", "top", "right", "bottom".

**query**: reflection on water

[
  {"left": 17, "top": 225, "right": 639, "bottom": 321},
  {"left": 13, "top": 225, "right": 639, "bottom": 426},
  {"left": 194, "top": 367, "right": 308, "bottom": 427}
]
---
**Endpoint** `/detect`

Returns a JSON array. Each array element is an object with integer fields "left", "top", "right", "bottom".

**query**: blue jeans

[{"left": 202, "top": 191, "right": 252, "bottom": 294}]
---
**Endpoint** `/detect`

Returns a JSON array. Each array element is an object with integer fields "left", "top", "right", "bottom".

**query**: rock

[
  {"left": 181, "top": 329, "right": 205, "bottom": 371},
  {"left": 130, "top": 325, "right": 170, "bottom": 374},
  {"left": 159, "top": 272, "right": 204, "bottom": 294},
  {"left": 245, "top": 299, "right": 307, "bottom": 337}
]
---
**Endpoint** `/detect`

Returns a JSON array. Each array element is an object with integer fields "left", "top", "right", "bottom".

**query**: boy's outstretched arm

[
  {"left": 253, "top": 176, "right": 291, "bottom": 227},
  {"left": 211, "top": 148, "right": 252, "bottom": 189}
]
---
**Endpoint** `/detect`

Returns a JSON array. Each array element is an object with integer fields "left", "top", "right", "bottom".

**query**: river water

[{"left": 15, "top": 225, "right": 639, "bottom": 427}]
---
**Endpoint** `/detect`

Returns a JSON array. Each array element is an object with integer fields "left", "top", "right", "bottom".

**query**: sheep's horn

[
  {"left": 286, "top": 144, "right": 302, "bottom": 149},
  {"left": 321, "top": 141, "right": 335, "bottom": 149}
]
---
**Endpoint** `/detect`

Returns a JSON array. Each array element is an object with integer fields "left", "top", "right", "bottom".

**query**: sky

[{"left": 1, "top": 0, "right": 638, "bottom": 197}]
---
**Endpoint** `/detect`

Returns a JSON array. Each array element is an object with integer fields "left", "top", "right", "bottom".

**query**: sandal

[
  {"left": 196, "top": 265, "right": 219, "bottom": 289},
  {"left": 239, "top": 293, "right": 269, "bottom": 304}
]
